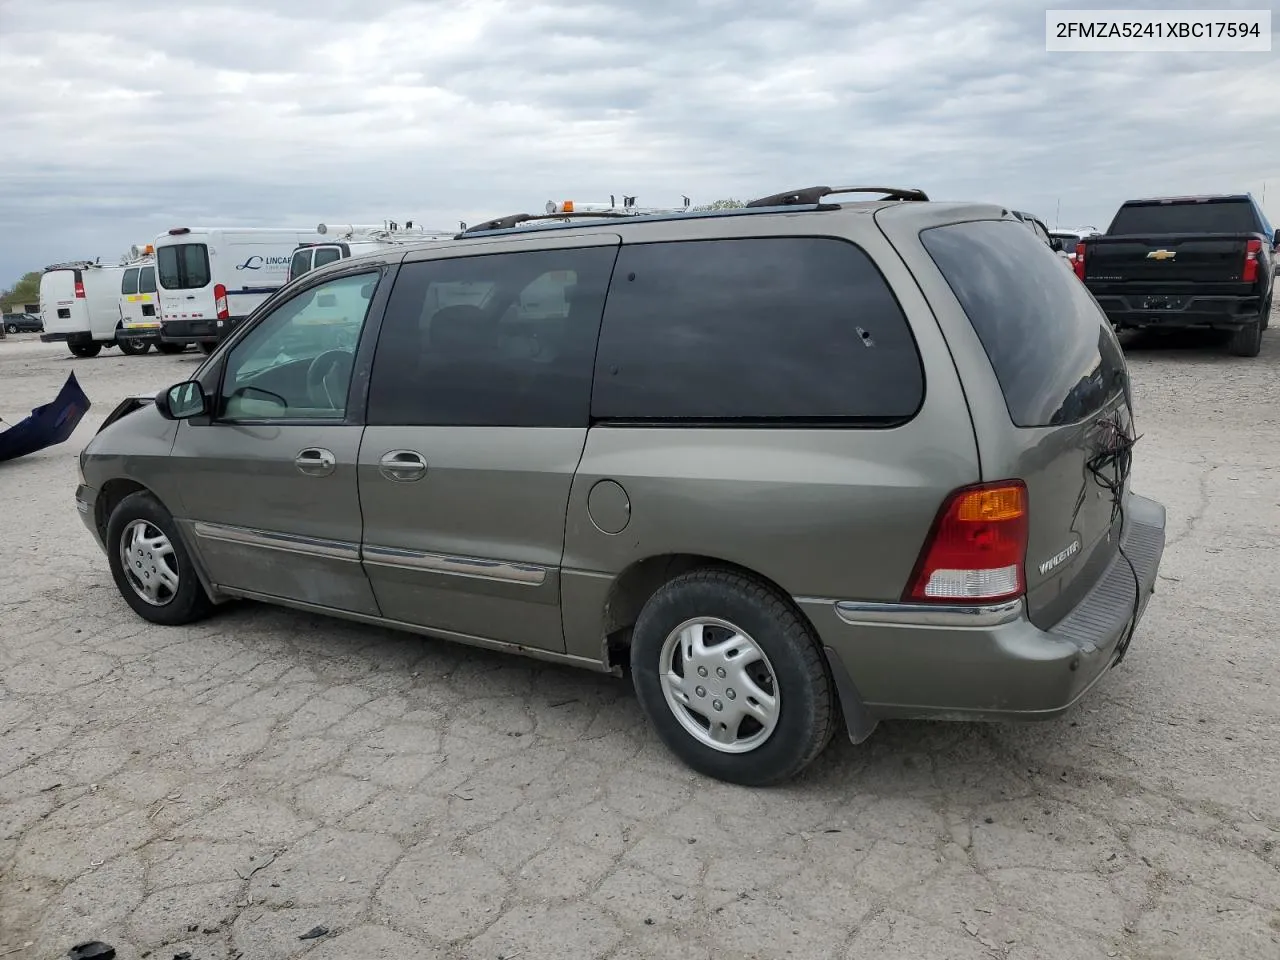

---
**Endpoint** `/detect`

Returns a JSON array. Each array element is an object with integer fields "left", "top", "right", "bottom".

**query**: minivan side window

[
  {"left": 367, "top": 246, "right": 618, "bottom": 427},
  {"left": 121, "top": 268, "right": 140, "bottom": 296},
  {"left": 219, "top": 271, "right": 379, "bottom": 421},
  {"left": 139, "top": 267, "right": 157, "bottom": 294},
  {"left": 591, "top": 238, "right": 924, "bottom": 422},
  {"left": 921, "top": 219, "right": 1128, "bottom": 428},
  {"left": 157, "top": 243, "right": 211, "bottom": 290}
]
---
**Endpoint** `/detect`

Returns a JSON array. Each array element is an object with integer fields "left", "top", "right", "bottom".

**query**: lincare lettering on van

[{"left": 154, "top": 226, "right": 326, "bottom": 352}]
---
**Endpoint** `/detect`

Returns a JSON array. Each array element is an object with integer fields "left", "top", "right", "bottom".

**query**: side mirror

[{"left": 155, "top": 380, "right": 208, "bottom": 420}]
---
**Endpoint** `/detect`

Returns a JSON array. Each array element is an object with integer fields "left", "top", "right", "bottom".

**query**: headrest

[{"left": 429, "top": 304, "right": 490, "bottom": 353}]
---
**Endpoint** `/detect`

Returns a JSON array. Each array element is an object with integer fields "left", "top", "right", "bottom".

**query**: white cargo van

[
  {"left": 154, "top": 226, "right": 325, "bottom": 354},
  {"left": 39, "top": 261, "right": 129, "bottom": 358},
  {"left": 286, "top": 222, "right": 454, "bottom": 282},
  {"left": 115, "top": 244, "right": 190, "bottom": 356}
]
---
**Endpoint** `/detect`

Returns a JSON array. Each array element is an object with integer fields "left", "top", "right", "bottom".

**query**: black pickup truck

[{"left": 1076, "top": 194, "right": 1279, "bottom": 357}]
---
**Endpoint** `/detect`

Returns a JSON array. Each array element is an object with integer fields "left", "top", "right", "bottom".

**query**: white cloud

[{"left": 0, "top": 0, "right": 1276, "bottom": 280}]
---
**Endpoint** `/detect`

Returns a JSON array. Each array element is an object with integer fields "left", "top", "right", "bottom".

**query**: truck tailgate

[{"left": 1084, "top": 234, "right": 1251, "bottom": 283}]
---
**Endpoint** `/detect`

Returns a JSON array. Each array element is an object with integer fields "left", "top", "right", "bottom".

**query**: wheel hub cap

[
  {"left": 658, "top": 616, "right": 780, "bottom": 754},
  {"left": 119, "top": 519, "right": 179, "bottom": 606}
]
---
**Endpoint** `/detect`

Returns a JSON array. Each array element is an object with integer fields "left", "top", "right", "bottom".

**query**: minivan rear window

[
  {"left": 1107, "top": 199, "right": 1258, "bottom": 235},
  {"left": 921, "top": 219, "right": 1127, "bottom": 428},
  {"left": 157, "top": 243, "right": 211, "bottom": 290}
]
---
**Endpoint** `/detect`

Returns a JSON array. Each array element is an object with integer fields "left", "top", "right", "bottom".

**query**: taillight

[
  {"left": 1073, "top": 243, "right": 1087, "bottom": 280},
  {"left": 906, "top": 481, "right": 1029, "bottom": 604},
  {"left": 213, "top": 283, "right": 229, "bottom": 319},
  {"left": 1242, "top": 238, "right": 1261, "bottom": 284},
  {"left": 74, "top": 280, "right": 86, "bottom": 298}
]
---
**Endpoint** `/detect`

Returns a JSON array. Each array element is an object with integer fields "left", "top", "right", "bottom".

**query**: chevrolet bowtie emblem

[{"left": 1146, "top": 249, "right": 1176, "bottom": 261}]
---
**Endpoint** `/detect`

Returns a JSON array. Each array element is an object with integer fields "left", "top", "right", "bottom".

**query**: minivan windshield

[
  {"left": 922, "top": 218, "right": 1128, "bottom": 428},
  {"left": 157, "top": 243, "right": 211, "bottom": 290}
]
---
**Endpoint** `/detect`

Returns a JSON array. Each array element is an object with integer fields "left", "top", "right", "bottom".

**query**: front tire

[
  {"left": 69, "top": 342, "right": 102, "bottom": 358},
  {"left": 156, "top": 342, "right": 187, "bottom": 355},
  {"left": 1227, "top": 320, "right": 1262, "bottom": 357},
  {"left": 5, "top": 323, "right": 16, "bottom": 333},
  {"left": 630, "top": 569, "right": 837, "bottom": 786},
  {"left": 106, "top": 492, "right": 213, "bottom": 626}
]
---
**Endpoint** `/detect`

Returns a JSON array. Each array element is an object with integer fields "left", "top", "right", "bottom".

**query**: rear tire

[
  {"left": 118, "top": 338, "right": 150, "bottom": 356},
  {"left": 1227, "top": 320, "right": 1262, "bottom": 357},
  {"left": 156, "top": 342, "right": 187, "bottom": 355},
  {"left": 630, "top": 568, "right": 837, "bottom": 786},
  {"left": 106, "top": 491, "right": 213, "bottom": 626},
  {"left": 198, "top": 341, "right": 217, "bottom": 355},
  {"left": 69, "top": 342, "right": 102, "bottom": 358}
]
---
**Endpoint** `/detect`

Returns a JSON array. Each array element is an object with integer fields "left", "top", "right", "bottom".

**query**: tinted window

[
  {"left": 220, "top": 271, "right": 379, "bottom": 420},
  {"left": 592, "top": 238, "right": 923, "bottom": 422},
  {"left": 290, "top": 249, "right": 312, "bottom": 279},
  {"left": 313, "top": 247, "right": 342, "bottom": 269},
  {"left": 139, "top": 267, "right": 157, "bottom": 294},
  {"left": 367, "top": 246, "right": 617, "bottom": 427},
  {"left": 921, "top": 219, "right": 1128, "bottom": 428},
  {"left": 157, "top": 243, "right": 211, "bottom": 289},
  {"left": 121, "top": 268, "right": 139, "bottom": 295},
  {"left": 1107, "top": 199, "right": 1260, "bottom": 235}
]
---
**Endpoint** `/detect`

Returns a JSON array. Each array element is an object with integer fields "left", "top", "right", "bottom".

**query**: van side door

[
  {"left": 357, "top": 234, "right": 620, "bottom": 654},
  {"left": 167, "top": 264, "right": 394, "bottom": 612}
]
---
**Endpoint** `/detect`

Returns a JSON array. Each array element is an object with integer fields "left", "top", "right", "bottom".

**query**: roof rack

[
  {"left": 44, "top": 259, "right": 100, "bottom": 272},
  {"left": 745, "top": 185, "right": 929, "bottom": 208},
  {"left": 460, "top": 195, "right": 693, "bottom": 236},
  {"left": 317, "top": 222, "right": 456, "bottom": 242}
]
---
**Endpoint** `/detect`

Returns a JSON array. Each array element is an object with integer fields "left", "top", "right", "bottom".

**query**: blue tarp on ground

[{"left": 0, "top": 371, "right": 91, "bottom": 462}]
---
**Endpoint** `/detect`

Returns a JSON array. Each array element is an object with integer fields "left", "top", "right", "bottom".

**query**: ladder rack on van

[
  {"left": 44, "top": 260, "right": 99, "bottom": 272},
  {"left": 460, "top": 196, "right": 694, "bottom": 236},
  {"left": 316, "top": 222, "right": 457, "bottom": 242}
]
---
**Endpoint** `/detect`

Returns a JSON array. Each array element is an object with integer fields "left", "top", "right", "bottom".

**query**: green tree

[
  {"left": 0, "top": 271, "right": 42, "bottom": 312},
  {"left": 692, "top": 198, "right": 747, "bottom": 211}
]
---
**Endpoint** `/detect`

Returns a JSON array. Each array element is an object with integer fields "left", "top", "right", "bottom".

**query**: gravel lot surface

[{"left": 2, "top": 317, "right": 1279, "bottom": 960}]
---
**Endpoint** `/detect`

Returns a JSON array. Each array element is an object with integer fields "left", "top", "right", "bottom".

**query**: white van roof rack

[
  {"left": 44, "top": 259, "right": 99, "bottom": 272},
  {"left": 316, "top": 221, "right": 456, "bottom": 242},
  {"left": 461, "top": 195, "right": 693, "bottom": 235}
]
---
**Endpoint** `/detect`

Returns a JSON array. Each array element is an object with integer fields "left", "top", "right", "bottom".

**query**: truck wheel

[
  {"left": 198, "top": 342, "right": 216, "bottom": 355},
  {"left": 106, "top": 491, "right": 214, "bottom": 626},
  {"left": 1227, "top": 320, "right": 1262, "bottom": 358},
  {"left": 630, "top": 568, "right": 837, "bottom": 786},
  {"left": 156, "top": 342, "right": 187, "bottom": 355},
  {"left": 118, "top": 339, "right": 150, "bottom": 356},
  {"left": 69, "top": 342, "right": 102, "bottom": 358}
]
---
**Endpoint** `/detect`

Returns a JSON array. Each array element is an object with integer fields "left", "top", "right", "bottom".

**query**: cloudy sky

[{"left": 0, "top": 0, "right": 1276, "bottom": 284}]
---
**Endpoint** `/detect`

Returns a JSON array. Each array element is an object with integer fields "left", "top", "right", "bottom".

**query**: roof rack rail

[
  {"left": 746, "top": 185, "right": 929, "bottom": 208},
  {"left": 43, "top": 259, "right": 100, "bottom": 272},
  {"left": 460, "top": 196, "right": 693, "bottom": 236}
]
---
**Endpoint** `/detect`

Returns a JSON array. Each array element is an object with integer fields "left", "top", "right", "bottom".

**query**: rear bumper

[
  {"left": 1092, "top": 292, "right": 1265, "bottom": 330},
  {"left": 117, "top": 327, "right": 161, "bottom": 343},
  {"left": 160, "top": 317, "right": 242, "bottom": 344},
  {"left": 801, "top": 492, "right": 1166, "bottom": 736}
]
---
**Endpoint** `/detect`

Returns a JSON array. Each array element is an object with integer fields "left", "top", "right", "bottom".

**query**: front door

[
  {"left": 168, "top": 266, "right": 387, "bottom": 615},
  {"left": 358, "top": 234, "right": 620, "bottom": 652}
]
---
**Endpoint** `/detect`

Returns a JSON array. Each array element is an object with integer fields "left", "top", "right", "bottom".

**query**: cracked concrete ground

[{"left": 2, "top": 316, "right": 1279, "bottom": 960}]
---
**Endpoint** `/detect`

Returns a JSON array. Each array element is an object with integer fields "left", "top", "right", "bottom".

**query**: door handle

[
  {"left": 295, "top": 447, "right": 337, "bottom": 477},
  {"left": 379, "top": 449, "right": 427, "bottom": 482}
]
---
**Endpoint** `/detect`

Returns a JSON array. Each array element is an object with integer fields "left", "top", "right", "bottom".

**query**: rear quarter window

[
  {"left": 921, "top": 219, "right": 1128, "bottom": 428},
  {"left": 591, "top": 237, "right": 924, "bottom": 423},
  {"left": 1107, "top": 200, "right": 1260, "bottom": 235}
]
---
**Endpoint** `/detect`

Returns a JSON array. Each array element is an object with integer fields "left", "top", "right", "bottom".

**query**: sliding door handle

[{"left": 379, "top": 450, "right": 427, "bottom": 482}]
